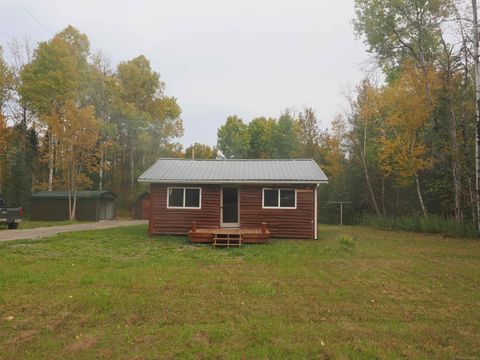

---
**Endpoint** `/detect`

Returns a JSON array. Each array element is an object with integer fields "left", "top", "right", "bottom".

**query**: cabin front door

[{"left": 221, "top": 187, "right": 239, "bottom": 228}]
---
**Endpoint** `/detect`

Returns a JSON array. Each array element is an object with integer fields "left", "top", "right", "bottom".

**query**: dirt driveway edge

[{"left": 0, "top": 220, "right": 147, "bottom": 242}]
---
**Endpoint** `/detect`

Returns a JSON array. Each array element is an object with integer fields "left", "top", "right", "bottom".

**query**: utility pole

[{"left": 328, "top": 201, "right": 352, "bottom": 225}]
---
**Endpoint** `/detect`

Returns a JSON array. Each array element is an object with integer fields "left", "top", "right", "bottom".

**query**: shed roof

[
  {"left": 138, "top": 158, "right": 328, "bottom": 184},
  {"left": 30, "top": 191, "right": 117, "bottom": 200}
]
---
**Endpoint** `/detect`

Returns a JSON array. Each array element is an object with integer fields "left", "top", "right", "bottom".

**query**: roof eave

[{"left": 138, "top": 179, "right": 328, "bottom": 184}]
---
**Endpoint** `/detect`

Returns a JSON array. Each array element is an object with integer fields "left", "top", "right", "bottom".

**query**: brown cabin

[{"left": 138, "top": 159, "right": 328, "bottom": 244}]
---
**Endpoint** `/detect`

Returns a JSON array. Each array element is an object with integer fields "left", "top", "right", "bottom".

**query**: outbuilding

[
  {"left": 132, "top": 192, "right": 150, "bottom": 220},
  {"left": 30, "top": 191, "right": 117, "bottom": 221},
  {"left": 138, "top": 159, "right": 328, "bottom": 243}
]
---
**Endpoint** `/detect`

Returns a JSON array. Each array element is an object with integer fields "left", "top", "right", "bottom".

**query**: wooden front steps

[
  {"left": 188, "top": 222, "right": 270, "bottom": 245},
  {"left": 212, "top": 233, "right": 242, "bottom": 249}
]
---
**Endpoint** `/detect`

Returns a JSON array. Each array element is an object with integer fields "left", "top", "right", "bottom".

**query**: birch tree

[
  {"left": 20, "top": 36, "right": 81, "bottom": 191},
  {"left": 348, "top": 80, "right": 381, "bottom": 215},
  {"left": 472, "top": 0, "right": 480, "bottom": 232},
  {"left": 379, "top": 64, "right": 439, "bottom": 216},
  {"left": 55, "top": 102, "right": 100, "bottom": 219}
]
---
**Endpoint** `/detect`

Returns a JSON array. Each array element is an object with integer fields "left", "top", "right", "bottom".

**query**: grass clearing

[
  {"left": 0, "top": 225, "right": 479, "bottom": 359},
  {"left": 0, "top": 220, "right": 85, "bottom": 230}
]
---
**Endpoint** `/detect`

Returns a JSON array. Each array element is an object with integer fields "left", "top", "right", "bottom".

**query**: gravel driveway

[{"left": 0, "top": 220, "right": 147, "bottom": 242}]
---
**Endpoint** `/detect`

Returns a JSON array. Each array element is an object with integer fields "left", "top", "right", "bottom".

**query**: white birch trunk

[
  {"left": 472, "top": 0, "right": 480, "bottom": 233},
  {"left": 48, "top": 131, "right": 54, "bottom": 191},
  {"left": 415, "top": 171, "right": 427, "bottom": 217},
  {"left": 449, "top": 107, "right": 463, "bottom": 222},
  {"left": 360, "top": 123, "right": 380, "bottom": 215}
]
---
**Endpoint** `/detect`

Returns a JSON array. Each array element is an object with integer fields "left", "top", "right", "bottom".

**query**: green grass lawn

[
  {"left": 0, "top": 225, "right": 479, "bottom": 359},
  {"left": 0, "top": 220, "right": 83, "bottom": 230}
]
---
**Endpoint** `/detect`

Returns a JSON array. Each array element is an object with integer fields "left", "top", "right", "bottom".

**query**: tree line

[
  {"left": 349, "top": 0, "right": 480, "bottom": 232},
  {"left": 211, "top": 0, "right": 480, "bottom": 234},
  {"left": 0, "top": 26, "right": 183, "bottom": 217},
  {"left": 2, "top": 0, "right": 480, "bottom": 235}
]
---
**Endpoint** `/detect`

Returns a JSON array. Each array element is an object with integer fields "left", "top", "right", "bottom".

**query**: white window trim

[
  {"left": 167, "top": 187, "right": 202, "bottom": 209},
  {"left": 262, "top": 188, "right": 297, "bottom": 209}
]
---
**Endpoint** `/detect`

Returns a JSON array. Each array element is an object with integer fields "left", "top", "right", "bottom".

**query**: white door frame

[{"left": 220, "top": 186, "right": 240, "bottom": 228}]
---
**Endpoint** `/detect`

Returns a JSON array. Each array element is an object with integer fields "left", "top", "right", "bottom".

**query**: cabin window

[
  {"left": 167, "top": 187, "right": 201, "bottom": 209},
  {"left": 262, "top": 188, "right": 296, "bottom": 209}
]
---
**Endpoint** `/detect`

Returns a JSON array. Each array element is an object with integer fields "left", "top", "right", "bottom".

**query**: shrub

[{"left": 337, "top": 235, "right": 356, "bottom": 250}]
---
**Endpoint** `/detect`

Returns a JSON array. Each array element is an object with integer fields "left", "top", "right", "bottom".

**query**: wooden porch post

[{"left": 261, "top": 222, "right": 267, "bottom": 234}]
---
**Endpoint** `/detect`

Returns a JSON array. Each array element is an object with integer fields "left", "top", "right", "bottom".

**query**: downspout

[
  {"left": 148, "top": 183, "right": 154, "bottom": 237},
  {"left": 314, "top": 184, "right": 318, "bottom": 239}
]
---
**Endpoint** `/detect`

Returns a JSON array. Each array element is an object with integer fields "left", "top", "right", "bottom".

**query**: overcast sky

[{"left": 0, "top": 0, "right": 369, "bottom": 147}]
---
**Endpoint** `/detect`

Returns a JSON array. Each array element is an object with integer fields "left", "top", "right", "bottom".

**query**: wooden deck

[{"left": 188, "top": 224, "right": 270, "bottom": 244}]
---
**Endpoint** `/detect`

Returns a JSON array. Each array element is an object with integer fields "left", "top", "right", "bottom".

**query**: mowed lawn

[{"left": 0, "top": 225, "right": 479, "bottom": 359}]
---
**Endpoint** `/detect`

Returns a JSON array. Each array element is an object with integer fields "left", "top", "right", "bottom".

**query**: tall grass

[{"left": 363, "top": 214, "right": 478, "bottom": 238}]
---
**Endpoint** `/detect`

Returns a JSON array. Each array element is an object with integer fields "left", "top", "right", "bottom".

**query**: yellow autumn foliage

[{"left": 377, "top": 63, "right": 440, "bottom": 186}]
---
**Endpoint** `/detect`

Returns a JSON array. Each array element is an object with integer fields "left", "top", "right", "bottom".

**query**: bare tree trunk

[
  {"left": 72, "top": 181, "right": 77, "bottom": 221},
  {"left": 415, "top": 171, "right": 427, "bottom": 217},
  {"left": 68, "top": 167, "right": 72, "bottom": 220},
  {"left": 68, "top": 192, "right": 72, "bottom": 220},
  {"left": 359, "top": 123, "right": 380, "bottom": 215},
  {"left": 440, "top": 35, "right": 463, "bottom": 222},
  {"left": 448, "top": 102, "right": 463, "bottom": 222},
  {"left": 0, "top": 153, "right": 4, "bottom": 194},
  {"left": 473, "top": 0, "right": 480, "bottom": 234},
  {"left": 381, "top": 176, "right": 386, "bottom": 216},
  {"left": 460, "top": 38, "right": 477, "bottom": 223},
  {"left": 72, "top": 195, "right": 76, "bottom": 220},
  {"left": 360, "top": 149, "right": 380, "bottom": 215},
  {"left": 99, "top": 147, "right": 103, "bottom": 190},
  {"left": 130, "top": 151, "right": 134, "bottom": 191},
  {"left": 48, "top": 130, "right": 54, "bottom": 192}
]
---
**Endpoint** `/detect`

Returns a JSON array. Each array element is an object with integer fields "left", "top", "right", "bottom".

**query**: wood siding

[
  {"left": 149, "top": 183, "right": 315, "bottom": 238},
  {"left": 149, "top": 184, "right": 220, "bottom": 235},
  {"left": 239, "top": 185, "right": 315, "bottom": 238}
]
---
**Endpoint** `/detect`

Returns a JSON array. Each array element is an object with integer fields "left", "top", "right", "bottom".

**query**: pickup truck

[{"left": 0, "top": 197, "right": 23, "bottom": 229}]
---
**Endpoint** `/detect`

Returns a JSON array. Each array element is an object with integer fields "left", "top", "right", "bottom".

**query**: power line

[
  {"left": 11, "top": 0, "right": 52, "bottom": 35},
  {"left": 0, "top": 27, "right": 14, "bottom": 41}
]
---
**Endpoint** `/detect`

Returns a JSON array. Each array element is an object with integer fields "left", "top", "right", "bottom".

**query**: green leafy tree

[
  {"left": 248, "top": 117, "right": 276, "bottom": 158},
  {"left": 112, "top": 55, "right": 183, "bottom": 192},
  {"left": 298, "top": 107, "right": 321, "bottom": 159},
  {"left": 273, "top": 110, "right": 301, "bottom": 158},
  {"left": 347, "top": 79, "right": 383, "bottom": 215},
  {"left": 185, "top": 143, "right": 218, "bottom": 159},
  {"left": 217, "top": 115, "right": 249, "bottom": 159},
  {"left": 0, "top": 47, "right": 11, "bottom": 193},
  {"left": 0, "top": 46, "right": 10, "bottom": 110},
  {"left": 353, "top": 0, "right": 446, "bottom": 78},
  {"left": 87, "top": 51, "right": 116, "bottom": 190},
  {"left": 20, "top": 28, "right": 89, "bottom": 191}
]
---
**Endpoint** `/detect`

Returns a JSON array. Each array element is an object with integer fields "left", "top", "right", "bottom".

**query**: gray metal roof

[
  {"left": 138, "top": 159, "right": 328, "bottom": 184},
  {"left": 30, "top": 191, "right": 118, "bottom": 200}
]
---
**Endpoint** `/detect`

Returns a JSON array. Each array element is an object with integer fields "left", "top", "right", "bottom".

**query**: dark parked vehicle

[{"left": 0, "top": 196, "right": 23, "bottom": 229}]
